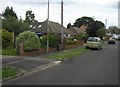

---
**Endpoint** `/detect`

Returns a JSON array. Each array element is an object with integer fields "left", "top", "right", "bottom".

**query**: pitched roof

[
  {"left": 79, "top": 25, "right": 87, "bottom": 33},
  {"left": 31, "top": 20, "right": 74, "bottom": 35},
  {"left": 69, "top": 27, "right": 81, "bottom": 35}
]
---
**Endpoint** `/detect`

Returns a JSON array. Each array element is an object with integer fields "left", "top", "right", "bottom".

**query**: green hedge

[
  {"left": 1, "top": 29, "right": 13, "bottom": 48},
  {"left": 64, "top": 38, "right": 75, "bottom": 45},
  {"left": 40, "top": 34, "right": 60, "bottom": 48},
  {"left": 16, "top": 31, "right": 40, "bottom": 51}
]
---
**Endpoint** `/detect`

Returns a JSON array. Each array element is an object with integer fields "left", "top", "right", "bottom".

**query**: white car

[{"left": 85, "top": 37, "right": 103, "bottom": 49}]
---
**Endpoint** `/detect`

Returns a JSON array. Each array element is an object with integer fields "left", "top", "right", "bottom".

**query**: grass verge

[
  {"left": 47, "top": 48, "right": 89, "bottom": 60},
  {"left": 1, "top": 66, "right": 19, "bottom": 79},
  {"left": 0, "top": 46, "right": 17, "bottom": 56}
]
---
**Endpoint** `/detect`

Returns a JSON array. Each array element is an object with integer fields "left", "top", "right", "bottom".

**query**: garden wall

[
  {"left": 18, "top": 40, "right": 85, "bottom": 56},
  {"left": 65, "top": 40, "right": 85, "bottom": 49},
  {"left": 18, "top": 43, "right": 56, "bottom": 56}
]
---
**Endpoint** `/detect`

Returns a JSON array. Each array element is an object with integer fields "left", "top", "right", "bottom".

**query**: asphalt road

[{"left": 4, "top": 42, "right": 118, "bottom": 85}]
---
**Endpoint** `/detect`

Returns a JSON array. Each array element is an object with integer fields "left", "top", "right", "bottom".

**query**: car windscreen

[{"left": 87, "top": 38, "right": 98, "bottom": 42}]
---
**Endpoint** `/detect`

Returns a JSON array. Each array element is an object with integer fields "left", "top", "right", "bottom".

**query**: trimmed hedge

[
  {"left": 64, "top": 38, "right": 75, "bottom": 45},
  {"left": 40, "top": 34, "right": 60, "bottom": 48},
  {"left": 1, "top": 29, "right": 13, "bottom": 48},
  {"left": 16, "top": 31, "right": 40, "bottom": 51}
]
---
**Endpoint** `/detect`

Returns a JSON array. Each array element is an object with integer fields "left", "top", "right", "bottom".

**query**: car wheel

[{"left": 98, "top": 46, "right": 101, "bottom": 50}]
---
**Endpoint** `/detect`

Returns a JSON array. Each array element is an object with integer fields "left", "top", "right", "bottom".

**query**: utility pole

[
  {"left": 118, "top": 1, "right": 120, "bottom": 28},
  {"left": 61, "top": 0, "right": 64, "bottom": 50},
  {"left": 105, "top": 19, "right": 107, "bottom": 29},
  {"left": 47, "top": 0, "right": 49, "bottom": 53}
]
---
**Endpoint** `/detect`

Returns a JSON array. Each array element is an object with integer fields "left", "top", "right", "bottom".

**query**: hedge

[{"left": 16, "top": 31, "right": 40, "bottom": 51}]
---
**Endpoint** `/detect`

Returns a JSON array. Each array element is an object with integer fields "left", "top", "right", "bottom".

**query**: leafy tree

[
  {"left": 2, "top": 6, "right": 17, "bottom": 19},
  {"left": 2, "top": 17, "right": 30, "bottom": 33},
  {"left": 25, "top": 10, "right": 35, "bottom": 24},
  {"left": 1, "top": 29, "right": 13, "bottom": 48},
  {"left": 2, "top": 17, "right": 19, "bottom": 33},
  {"left": 73, "top": 16, "right": 105, "bottom": 37},
  {"left": 75, "top": 33, "right": 88, "bottom": 40},
  {"left": 108, "top": 26, "right": 119, "bottom": 34},
  {"left": 74, "top": 16, "right": 94, "bottom": 28},
  {"left": 67, "top": 23, "right": 72, "bottom": 29},
  {"left": 2, "top": 17, "right": 30, "bottom": 48},
  {"left": 97, "top": 28, "right": 106, "bottom": 39}
]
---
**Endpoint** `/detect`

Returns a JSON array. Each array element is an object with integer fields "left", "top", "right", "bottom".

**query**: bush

[
  {"left": 16, "top": 31, "right": 40, "bottom": 51},
  {"left": 40, "top": 34, "right": 60, "bottom": 48},
  {"left": 75, "top": 33, "right": 88, "bottom": 40},
  {"left": 1, "top": 29, "right": 13, "bottom": 48},
  {"left": 64, "top": 38, "right": 75, "bottom": 45}
]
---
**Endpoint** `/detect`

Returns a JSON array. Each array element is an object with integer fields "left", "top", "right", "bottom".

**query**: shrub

[
  {"left": 1, "top": 29, "right": 13, "bottom": 48},
  {"left": 64, "top": 38, "right": 75, "bottom": 45},
  {"left": 75, "top": 33, "right": 88, "bottom": 40},
  {"left": 40, "top": 34, "right": 60, "bottom": 48},
  {"left": 16, "top": 31, "right": 40, "bottom": 51}
]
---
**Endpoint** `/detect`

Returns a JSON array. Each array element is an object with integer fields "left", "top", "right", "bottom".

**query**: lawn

[
  {"left": 0, "top": 46, "right": 17, "bottom": 56},
  {"left": 1, "top": 66, "right": 19, "bottom": 79},
  {"left": 47, "top": 48, "right": 89, "bottom": 60}
]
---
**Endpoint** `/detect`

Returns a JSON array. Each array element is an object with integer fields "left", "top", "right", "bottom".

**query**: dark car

[{"left": 108, "top": 38, "right": 116, "bottom": 44}]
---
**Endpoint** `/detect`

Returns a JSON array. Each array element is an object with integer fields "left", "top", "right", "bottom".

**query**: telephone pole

[
  {"left": 105, "top": 19, "right": 107, "bottom": 29},
  {"left": 47, "top": 0, "right": 49, "bottom": 53},
  {"left": 61, "top": 0, "right": 64, "bottom": 50}
]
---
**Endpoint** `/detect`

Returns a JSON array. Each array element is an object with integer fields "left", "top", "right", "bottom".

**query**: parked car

[
  {"left": 108, "top": 38, "right": 116, "bottom": 44},
  {"left": 85, "top": 37, "right": 103, "bottom": 49}
]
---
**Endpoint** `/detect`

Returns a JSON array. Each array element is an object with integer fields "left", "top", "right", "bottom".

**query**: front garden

[{"left": 1, "top": 29, "right": 86, "bottom": 56}]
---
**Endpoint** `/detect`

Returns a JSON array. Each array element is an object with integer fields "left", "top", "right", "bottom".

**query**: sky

[{"left": 0, "top": 0, "right": 119, "bottom": 28}]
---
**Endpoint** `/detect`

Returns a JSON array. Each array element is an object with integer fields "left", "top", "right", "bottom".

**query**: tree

[
  {"left": 2, "top": 17, "right": 30, "bottom": 33},
  {"left": 73, "top": 16, "right": 105, "bottom": 37},
  {"left": 74, "top": 16, "right": 94, "bottom": 28},
  {"left": 25, "top": 10, "right": 35, "bottom": 24},
  {"left": 86, "top": 20, "right": 105, "bottom": 37},
  {"left": 1, "top": 29, "right": 13, "bottom": 48},
  {"left": 97, "top": 28, "right": 106, "bottom": 39},
  {"left": 75, "top": 33, "right": 88, "bottom": 41},
  {"left": 2, "top": 6, "right": 17, "bottom": 19},
  {"left": 2, "top": 17, "right": 30, "bottom": 48},
  {"left": 108, "top": 26, "right": 119, "bottom": 34},
  {"left": 67, "top": 23, "right": 72, "bottom": 29}
]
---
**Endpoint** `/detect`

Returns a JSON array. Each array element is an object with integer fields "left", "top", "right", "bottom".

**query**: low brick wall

[
  {"left": 18, "top": 40, "right": 84, "bottom": 56},
  {"left": 65, "top": 40, "right": 85, "bottom": 50},
  {"left": 18, "top": 43, "right": 56, "bottom": 56}
]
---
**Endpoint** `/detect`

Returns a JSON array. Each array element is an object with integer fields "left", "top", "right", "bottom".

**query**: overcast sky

[{"left": 0, "top": 0, "right": 119, "bottom": 28}]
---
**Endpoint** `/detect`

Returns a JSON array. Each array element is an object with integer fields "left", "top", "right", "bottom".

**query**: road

[{"left": 3, "top": 42, "right": 118, "bottom": 85}]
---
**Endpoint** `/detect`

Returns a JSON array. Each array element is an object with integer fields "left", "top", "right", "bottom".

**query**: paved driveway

[{"left": 2, "top": 56, "right": 54, "bottom": 72}]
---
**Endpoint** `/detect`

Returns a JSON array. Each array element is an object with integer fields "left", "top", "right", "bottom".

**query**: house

[
  {"left": 79, "top": 24, "right": 88, "bottom": 33},
  {"left": 30, "top": 20, "right": 74, "bottom": 38},
  {"left": 69, "top": 27, "right": 81, "bottom": 35}
]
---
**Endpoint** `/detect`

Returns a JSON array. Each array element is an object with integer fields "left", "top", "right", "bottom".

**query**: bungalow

[
  {"left": 69, "top": 27, "right": 81, "bottom": 35},
  {"left": 79, "top": 24, "right": 88, "bottom": 33},
  {"left": 30, "top": 20, "right": 74, "bottom": 38}
]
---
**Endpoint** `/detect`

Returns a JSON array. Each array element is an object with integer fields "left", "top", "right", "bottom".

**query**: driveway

[{"left": 2, "top": 56, "right": 55, "bottom": 72}]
